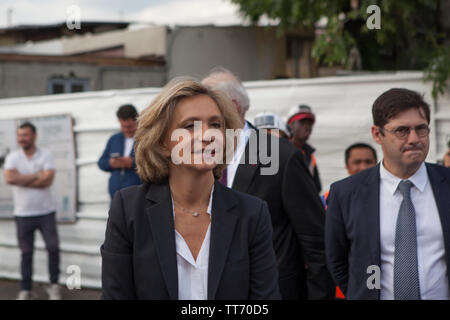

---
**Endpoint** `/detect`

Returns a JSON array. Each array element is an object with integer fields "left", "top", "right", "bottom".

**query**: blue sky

[{"left": 0, "top": 0, "right": 245, "bottom": 27}]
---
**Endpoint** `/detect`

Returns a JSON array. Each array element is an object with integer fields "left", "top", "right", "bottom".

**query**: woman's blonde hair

[{"left": 135, "top": 77, "right": 243, "bottom": 184}]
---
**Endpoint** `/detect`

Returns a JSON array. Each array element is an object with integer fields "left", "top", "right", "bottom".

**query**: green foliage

[
  {"left": 311, "top": 16, "right": 356, "bottom": 67},
  {"left": 231, "top": 0, "right": 449, "bottom": 97},
  {"left": 425, "top": 45, "right": 450, "bottom": 99}
]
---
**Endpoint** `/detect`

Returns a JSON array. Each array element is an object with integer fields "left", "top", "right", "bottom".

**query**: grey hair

[
  {"left": 215, "top": 80, "right": 250, "bottom": 116},
  {"left": 203, "top": 67, "right": 250, "bottom": 116},
  {"left": 207, "top": 66, "right": 236, "bottom": 77}
]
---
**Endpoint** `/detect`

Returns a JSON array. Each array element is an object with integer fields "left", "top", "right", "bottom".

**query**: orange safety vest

[{"left": 322, "top": 190, "right": 330, "bottom": 210}]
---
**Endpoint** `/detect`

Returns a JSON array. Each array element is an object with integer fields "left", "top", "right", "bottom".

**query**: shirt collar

[
  {"left": 20, "top": 147, "right": 40, "bottom": 159},
  {"left": 206, "top": 185, "right": 214, "bottom": 215},
  {"left": 234, "top": 121, "right": 251, "bottom": 150},
  {"left": 240, "top": 121, "right": 251, "bottom": 139},
  {"left": 380, "top": 161, "right": 427, "bottom": 195}
]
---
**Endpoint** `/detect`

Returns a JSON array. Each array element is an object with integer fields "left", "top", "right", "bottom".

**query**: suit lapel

[
  {"left": 145, "top": 182, "right": 178, "bottom": 300},
  {"left": 426, "top": 163, "right": 450, "bottom": 286},
  {"left": 208, "top": 181, "right": 238, "bottom": 299},
  {"left": 360, "top": 164, "right": 381, "bottom": 297}
]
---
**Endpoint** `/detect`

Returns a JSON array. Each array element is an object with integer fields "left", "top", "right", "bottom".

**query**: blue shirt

[{"left": 98, "top": 132, "right": 141, "bottom": 199}]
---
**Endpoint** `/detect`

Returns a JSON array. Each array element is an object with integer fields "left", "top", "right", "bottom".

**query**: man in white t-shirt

[{"left": 3, "top": 122, "right": 61, "bottom": 300}]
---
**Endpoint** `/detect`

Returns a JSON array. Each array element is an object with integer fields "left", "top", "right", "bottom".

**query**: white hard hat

[
  {"left": 254, "top": 112, "right": 288, "bottom": 136},
  {"left": 286, "top": 104, "right": 315, "bottom": 125}
]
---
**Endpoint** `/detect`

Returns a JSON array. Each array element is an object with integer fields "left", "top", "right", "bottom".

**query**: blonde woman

[{"left": 101, "top": 78, "right": 280, "bottom": 300}]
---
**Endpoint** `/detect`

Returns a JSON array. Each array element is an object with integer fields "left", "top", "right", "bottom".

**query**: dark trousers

[{"left": 15, "top": 212, "right": 60, "bottom": 290}]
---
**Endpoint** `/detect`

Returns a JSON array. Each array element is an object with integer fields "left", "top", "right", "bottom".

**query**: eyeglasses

[{"left": 379, "top": 124, "right": 430, "bottom": 139}]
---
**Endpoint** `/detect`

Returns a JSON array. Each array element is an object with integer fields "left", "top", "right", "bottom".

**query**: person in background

[
  {"left": 287, "top": 104, "right": 322, "bottom": 193},
  {"left": 202, "top": 67, "right": 334, "bottom": 300},
  {"left": 254, "top": 112, "right": 289, "bottom": 139},
  {"left": 3, "top": 122, "right": 61, "bottom": 300},
  {"left": 101, "top": 78, "right": 280, "bottom": 299},
  {"left": 323, "top": 142, "right": 378, "bottom": 207},
  {"left": 98, "top": 104, "right": 141, "bottom": 199},
  {"left": 345, "top": 143, "right": 378, "bottom": 176},
  {"left": 321, "top": 142, "right": 378, "bottom": 299},
  {"left": 326, "top": 88, "right": 450, "bottom": 300}
]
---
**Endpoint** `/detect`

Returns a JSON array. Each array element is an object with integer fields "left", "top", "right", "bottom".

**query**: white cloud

[
  {"left": 0, "top": 0, "right": 250, "bottom": 28},
  {"left": 0, "top": 0, "right": 278, "bottom": 29},
  {"left": 129, "top": 0, "right": 246, "bottom": 26},
  {"left": 0, "top": 0, "right": 135, "bottom": 28}
]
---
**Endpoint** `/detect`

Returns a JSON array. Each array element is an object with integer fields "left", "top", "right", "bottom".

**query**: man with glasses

[{"left": 325, "top": 88, "right": 450, "bottom": 300}]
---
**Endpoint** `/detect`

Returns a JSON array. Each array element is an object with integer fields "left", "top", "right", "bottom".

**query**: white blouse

[{"left": 171, "top": 186, "right": 213, "bottom": 300}]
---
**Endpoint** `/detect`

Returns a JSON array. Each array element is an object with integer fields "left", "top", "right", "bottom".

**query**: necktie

[
  {"left": 393, "top": 180, "right": 421, "bottom": 300},
  {"left": 219, "top": 168, "right": 227, "bottom": 186}
]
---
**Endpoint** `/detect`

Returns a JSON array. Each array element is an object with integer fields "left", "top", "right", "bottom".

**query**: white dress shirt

[
  {"left": 123, "top": 137, "right": 134, "bottom": 157},
  {"left": 226, "top": 122, "right": 251, "bottom": 188},
  {"left": 379, "top": 161, "right": 450, "bottom": 300},
  {"left": 171, "top": 186, "right": 213, "bottom": 300}
]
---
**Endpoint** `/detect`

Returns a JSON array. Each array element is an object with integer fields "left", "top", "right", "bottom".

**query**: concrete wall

[
  {"left": 0, "top": 60, "right": 166, "bottom": 98},
  {"left": 167, "top": 26, "right": 287, "bottom": 81}
]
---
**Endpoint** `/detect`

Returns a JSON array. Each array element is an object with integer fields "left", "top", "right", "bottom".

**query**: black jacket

[
  {"left": 301, "top": 142, "right": 322, "bottom": 194},
  {"left": 231, "top": 124, "right": 334, "bottom": 299},
  {"left": 101, "top": 180, "right": 281, "bottom": 300}
]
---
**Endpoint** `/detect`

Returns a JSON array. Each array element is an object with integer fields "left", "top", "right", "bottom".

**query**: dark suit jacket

[
  {"left": 325, "top": 163, "right": 450, "bottom": 300},
  {"left": 301, "top": 142, "right": 322, "bottom": 194},
  {"left": 98, "top": 132, "right": 141, "bottom": 199},
  {"left": 101, "top": 180, "right": 281, "bottom": 300},
  {"left": 232, "top": 123, "right": 334, "bottom": 300}
]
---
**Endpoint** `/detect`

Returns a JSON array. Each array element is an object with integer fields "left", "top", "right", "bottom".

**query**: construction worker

[{"left": 287, "top": 104, "right": 322, "bottom": 193}]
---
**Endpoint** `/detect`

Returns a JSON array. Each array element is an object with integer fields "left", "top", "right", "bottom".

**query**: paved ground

[{"left": 0, "top": 278, "right": 101, "bottom": 300}]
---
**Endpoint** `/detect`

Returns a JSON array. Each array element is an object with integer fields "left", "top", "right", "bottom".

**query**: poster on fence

[{"left": 0, "top": 114, "right": 77, "bottom": 223}]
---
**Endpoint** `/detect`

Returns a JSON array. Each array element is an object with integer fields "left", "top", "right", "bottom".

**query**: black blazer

[
  {"left": 325, "top": 163, "right": 450, "bottom": 300},
  {"left": 101, "top": 180, "right": 281, "bottom": 300},
  {"left": 232, "top": 124, "right": 334, "bottom": 300}
]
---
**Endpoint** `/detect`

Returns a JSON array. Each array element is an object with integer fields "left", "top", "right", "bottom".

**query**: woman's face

[{"left": 164, "top": 94, "right": 225, "bottom": 174}]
